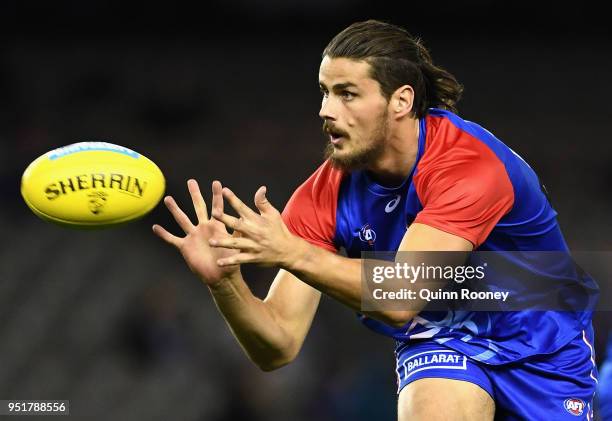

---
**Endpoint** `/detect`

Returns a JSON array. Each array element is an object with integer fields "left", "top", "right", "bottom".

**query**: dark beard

[
  {"left": 324, "top": 140, "right": 386, "bottom": 172},
  {"left": 323, "top": 112, "right": 388, "bottom": 172}
]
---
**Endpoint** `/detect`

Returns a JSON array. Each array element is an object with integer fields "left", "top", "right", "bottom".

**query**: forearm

[
  {"left": 284, "top": 238, "right": 415, "bottom": 326},
  {"left": 207, "top": 274, "right": 295, "bottom": 370}
]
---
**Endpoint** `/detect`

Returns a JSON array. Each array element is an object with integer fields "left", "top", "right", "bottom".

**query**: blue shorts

[{"left": 395, "top": 327, "right": 598, "bottom": 420}]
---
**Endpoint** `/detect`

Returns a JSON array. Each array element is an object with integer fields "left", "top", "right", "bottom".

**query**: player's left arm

[
  {"left": 209, "top": 185, "right": 473, "bottom": 327},
  {"left": 278, "top": 221, "right": 473, "bottom": 326}
]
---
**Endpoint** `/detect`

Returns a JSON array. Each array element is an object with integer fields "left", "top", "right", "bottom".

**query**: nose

[{"left": 319, "top": 96, "right": 338, "bottom": 120}]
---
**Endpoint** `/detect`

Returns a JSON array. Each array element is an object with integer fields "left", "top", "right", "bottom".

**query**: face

[{"left": 319, "top": 56, "right": 390, "bottom": 171}]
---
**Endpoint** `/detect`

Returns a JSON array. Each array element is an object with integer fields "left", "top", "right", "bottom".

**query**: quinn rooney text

[{"left": 372, "top": 288, "right": 510, "bottom": 302}]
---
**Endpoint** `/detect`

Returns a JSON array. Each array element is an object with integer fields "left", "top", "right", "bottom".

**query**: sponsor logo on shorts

[
  {"left": 563, "top": 398, "right": 585, "bottom": 416},
  {"left": 399, "top": 350, "right": 467, "bottom": 379}
]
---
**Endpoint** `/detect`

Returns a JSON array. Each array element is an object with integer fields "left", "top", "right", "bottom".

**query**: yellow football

[{"left": 21, "top": 142, "right": 165, "bottom": 228}]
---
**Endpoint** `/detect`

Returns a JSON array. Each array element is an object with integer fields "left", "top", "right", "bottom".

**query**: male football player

[{"left": 154, "top": 20, "right": 597, "bottom": 420}]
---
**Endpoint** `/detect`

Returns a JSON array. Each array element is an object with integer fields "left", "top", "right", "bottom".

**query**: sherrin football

[{"left": 21, "top": 142, "right": 165, "bottom": 228}]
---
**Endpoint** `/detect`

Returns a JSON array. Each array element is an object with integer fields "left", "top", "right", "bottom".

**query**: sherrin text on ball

[{"left": 21, "top": 142, "right": 165, "bottom": 227}]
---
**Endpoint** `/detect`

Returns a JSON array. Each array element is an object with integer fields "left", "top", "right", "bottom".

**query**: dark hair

[{"left": 322, "top": 20, "right": 463, "bottom": 118}]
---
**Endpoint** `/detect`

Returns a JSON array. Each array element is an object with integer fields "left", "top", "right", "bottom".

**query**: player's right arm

[
  {"left": 153, "top": 180, "right": 320, "bottom": 371},
  {"left": 208, "top": 268, "right": 320, "bottom": 371}
]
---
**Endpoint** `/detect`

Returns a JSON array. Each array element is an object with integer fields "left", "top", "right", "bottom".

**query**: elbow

[
  {"left": 254, "top": 351, "right": 297, "bottom": 372},
  {"left": 252, "top": 341, "right": 300, "bottom": 372},
  {"left": 383, "top": 311, "right": 416, "bottom": 328},
  {"left": 256, "top": 356, "right": 293, "bottom": 372}
]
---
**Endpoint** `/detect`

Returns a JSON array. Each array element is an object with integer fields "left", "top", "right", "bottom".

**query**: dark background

[{"left": 1, "top": 1, "right": 610, "bottom": 420}]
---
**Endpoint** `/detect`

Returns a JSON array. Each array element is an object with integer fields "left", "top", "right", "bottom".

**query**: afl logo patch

[
  {"left": 563, "top": 398, "right": 585, "bottom": 416},
  {"left": 359, "top": 223, "right": 376, "bottom": 245}
]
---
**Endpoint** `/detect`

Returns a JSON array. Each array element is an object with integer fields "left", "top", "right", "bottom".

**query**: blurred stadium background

[{"left": 1, "top": 1, "right": 610, "bottom": 419}]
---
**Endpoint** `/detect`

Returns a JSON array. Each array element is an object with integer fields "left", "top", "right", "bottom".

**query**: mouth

[
  {"left": 329, "top": 133, "right": 345, "bottom": 145},
  {"left": 326, "top": 126, "right": 348, "bottom": 145}
]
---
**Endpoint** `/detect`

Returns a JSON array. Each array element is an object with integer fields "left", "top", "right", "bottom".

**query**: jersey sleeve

[
  {"left": 281, "top": 161, "right": 344, "bottom": 252},
  {"left": 413, "top": 141, "right": 514, "bottom": 248}
]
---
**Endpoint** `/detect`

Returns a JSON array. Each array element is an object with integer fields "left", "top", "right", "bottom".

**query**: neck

[{"left": 367, "top": 117, "right": 420, "bottom": 186}]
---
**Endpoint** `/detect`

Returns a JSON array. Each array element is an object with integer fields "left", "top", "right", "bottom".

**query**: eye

[
  {"left": 341, "top": 91, "right": 356, "bottom": 101},
  {"left": 319, "top": 88, "right": 329, "bottom": 98}
]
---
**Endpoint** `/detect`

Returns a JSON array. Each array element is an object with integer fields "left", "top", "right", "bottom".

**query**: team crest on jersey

[
  {"left": 563, "top": 398, "right": 585, "bottom": 416},
  {"left": 358, "top": 223, "right": 377, "bottom": 245}
]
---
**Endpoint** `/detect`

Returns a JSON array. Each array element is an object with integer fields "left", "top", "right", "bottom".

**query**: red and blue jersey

[{"left": 282, "top": 108, "right": 593, "bottom": 365}]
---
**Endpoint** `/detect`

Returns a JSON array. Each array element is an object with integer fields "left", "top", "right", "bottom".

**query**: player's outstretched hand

[
  {"left": 208, "top": 184, "right": 302, "bottom": 268},
  {"left": 153, "top": 180, "right": 241, "bottom": 286}
]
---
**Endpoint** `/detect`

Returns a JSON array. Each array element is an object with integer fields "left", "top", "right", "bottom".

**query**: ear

[{"left": 390, "top": 85, "right": 415, "bottom": 119}]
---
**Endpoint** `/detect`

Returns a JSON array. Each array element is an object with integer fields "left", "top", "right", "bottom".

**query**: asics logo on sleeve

[{"left": 385, "top": 195, "right": 401, "bottom": 213}]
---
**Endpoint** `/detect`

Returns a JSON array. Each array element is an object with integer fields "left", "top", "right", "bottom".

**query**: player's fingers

[
  {"left": 187, "top": 179, "right": 208, "bottom": 223},
  {"left": 216, "top": 253, "right": 255, "bottom": 267},
  {"left": 164, "top": 196, "right": 195, "bottom": 233},
  {"left": 212, "top": 180, "right": 229, "bottom": 219},
  {"left": 212, "top": 211, "right": 246, "bottom": 233},
  {"left": 254, "top": 186, "right": 276, "bottom": 215},
  {"left": 209, "top": 237, "right": 260, "bottom": 251},
  {"left": 209, "top": 181, "right": 230, "bottom": 233},
  {"left": 152, "top": 224, "right": 182, "bottom": 248},
  {"left": 222, "top": 187, "right": 258, "bottom": 219}
]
